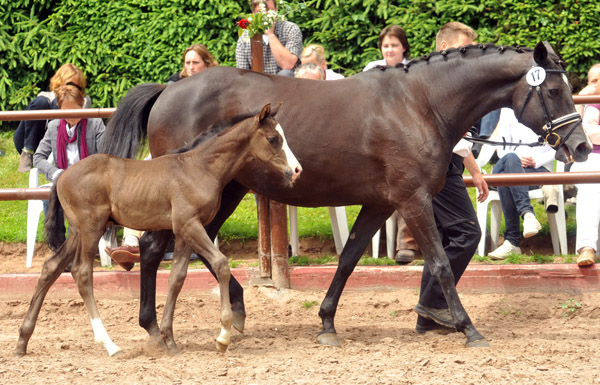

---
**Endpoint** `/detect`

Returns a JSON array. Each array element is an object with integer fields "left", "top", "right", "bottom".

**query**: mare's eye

[
  {"left": 268, "top": 137, "right": 278, "bottom": 145},
  {"left": 549, "top": 89, "right": 560, "bottom": 96}
]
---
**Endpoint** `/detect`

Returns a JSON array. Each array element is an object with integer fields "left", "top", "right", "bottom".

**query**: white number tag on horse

[{"left": 526, "top": 67, "right": 546, "bottom": 86}]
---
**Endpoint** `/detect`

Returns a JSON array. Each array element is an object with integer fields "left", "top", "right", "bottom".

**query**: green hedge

[{"left": 1, "top": 0, "right": 599, "bottom": 120}]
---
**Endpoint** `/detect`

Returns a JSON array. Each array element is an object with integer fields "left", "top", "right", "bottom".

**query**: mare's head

[
  {"left": 512, "top": 42, "right": 592, "bottom": 163},
  {"left": 248, "top": 103, "right": 302, "bottom": 186}
]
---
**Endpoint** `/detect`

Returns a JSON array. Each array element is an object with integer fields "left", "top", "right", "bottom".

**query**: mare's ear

[
  {"left": 259, "top": 103, "right": 271, "bottom": 122},
  {"left": 533, "top": 42, "right": 548, "bottom": 66},
  {"left": 270, "top": 102, "right": 283, "bottom": 117}
]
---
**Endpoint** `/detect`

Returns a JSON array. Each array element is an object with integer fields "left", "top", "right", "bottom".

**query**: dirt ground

[
  {"left": 2, "top": 285, "right": 600, "bottom": 384},
  {"left": 2, "top": 240, "right": 600, "bottom": 384}
]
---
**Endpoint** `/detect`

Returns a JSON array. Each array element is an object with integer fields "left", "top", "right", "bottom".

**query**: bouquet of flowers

[{"left": 237, "top": 1, "right": 304, "bottom": 41}]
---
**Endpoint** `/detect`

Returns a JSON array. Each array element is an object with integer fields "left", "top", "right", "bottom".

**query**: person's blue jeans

[
  {"left": 492, "top": 153, "right": 549, "bottom": 246},
  {"left": 13, "top": 96, "right": 56, "bottom": 153}
]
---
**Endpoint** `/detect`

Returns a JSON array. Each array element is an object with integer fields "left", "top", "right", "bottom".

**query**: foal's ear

[
  {"left": 270, "top": 102, "right": 283, "bottom": 117},
  {"left": 259, "top": 103, "right": 271, "bottom": 122},
  {"left": 533, "top": 42, "right": 548, "bottom": 66}
]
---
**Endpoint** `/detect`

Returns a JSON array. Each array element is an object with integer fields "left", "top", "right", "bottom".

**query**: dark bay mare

[
  {"left": 102, "top": 42, "right": 592, "bottom": 348},
  {"left": 15, "top": 104, "right": 301, "bottom": 357}
]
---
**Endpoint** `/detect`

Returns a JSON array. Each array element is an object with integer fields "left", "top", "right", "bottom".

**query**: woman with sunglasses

[{"left": 14, "top": 63, "right": 91, "bottom": 173}]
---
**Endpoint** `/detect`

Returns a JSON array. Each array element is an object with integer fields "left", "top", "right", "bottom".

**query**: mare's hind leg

[
  {"left": 317, "top": 205, "right": 394, "bottom": 346},
  {"left": 159, "top": 238, "right": 192, "bottom": 355},
  {"left": 15, "top": 235, "right": 77, "bottom": 356},
  {"left": 71, "top": 230, "right": 122, "bottom": 356},
  {"left": 402, "top": 200, "right": 488, "bottom": 347},
  {"left": 176, "top": 221, "right": 233, "bottom": 353}
]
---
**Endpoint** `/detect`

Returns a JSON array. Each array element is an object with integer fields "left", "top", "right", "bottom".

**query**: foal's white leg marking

[
  {"left": 216, "top": 326, "right": 231, "bottom": 347},
  {"left": 275, "top": 123, "right": 301, "bottom": 171},
  {"left": 91, "top": 318, "right": 122, "bottom": 356}
]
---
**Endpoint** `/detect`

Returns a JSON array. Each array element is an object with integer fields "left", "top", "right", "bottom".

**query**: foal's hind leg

[
  {"left": 403, "top": 201, "right": 488, "bottom": 347},
  {"left": 15, "top": 236, "right": 77, "bottom": 356},
  {"left": 176, "top": 221, "right": 233, "bottom": 353},
  {"left": 159, "top": 238, "right": 192, "bottom": 355},
  {"left": 71, "top": 231, "right": 122, "bottom": 356}
]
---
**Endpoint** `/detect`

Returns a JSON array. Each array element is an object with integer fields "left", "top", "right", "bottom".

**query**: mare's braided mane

[{"left": 370, "top": 44, "right": 540, "bottom": 74}]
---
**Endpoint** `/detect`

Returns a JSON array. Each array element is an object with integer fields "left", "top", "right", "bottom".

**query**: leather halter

[{"left": 515, "top": 67, "right": 581, "bottom": 149}]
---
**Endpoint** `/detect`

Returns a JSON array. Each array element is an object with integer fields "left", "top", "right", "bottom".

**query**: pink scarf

[{"left": 56, "top": 118, "right": 89, "bottom": 170}]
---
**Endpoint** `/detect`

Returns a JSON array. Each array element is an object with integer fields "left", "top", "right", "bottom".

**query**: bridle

[{"left": 515, "top": 66, "right": 581, "bottom": 149}]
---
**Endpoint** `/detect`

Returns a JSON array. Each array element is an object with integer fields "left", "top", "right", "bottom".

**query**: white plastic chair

[
  {"left": 371, "top": 212, "right": 397, "bottom": 259},
  {"left": 26, "top": 168, "right": 113, "bottom": 267},
  {"left": 475, "top": 146, "right": 567, "bottom": 256},
  {"left": 288, "top": 206, "right": 349, "bottom": 256}
]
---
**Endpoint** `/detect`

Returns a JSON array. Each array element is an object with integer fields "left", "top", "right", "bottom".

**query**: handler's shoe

[
  {"left": 415, "top": 315, "right": 456, "bottom": 335},
  {"left": 414, "top": 303, "right": 454, "bottom": 328},
  {"left": 107, "top": 245, "right": 139, "bottom": 271},
  {"left": 577, "top": 247, "right": 596, "bottom": 267},
  {"left": 522, "top": 212, "right": 542, "bottom": 238},
  {"left": 488, "top": 240, "right": 520, "bottom": 260}
]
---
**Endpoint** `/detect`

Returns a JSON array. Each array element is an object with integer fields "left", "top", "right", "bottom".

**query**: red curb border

[{"left": 1, "top": 264, "right": 599, "bottom": 296}]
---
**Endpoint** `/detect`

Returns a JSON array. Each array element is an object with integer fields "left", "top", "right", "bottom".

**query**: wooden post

[
  {"left": 256, "top": 194, "right": 272, "bottom": 278},
  {"left": 270, "top": 200, "right": 290, "bottom": 288},
  {"left": 250, "top": 33, "right": 290, "bottom": 288}
]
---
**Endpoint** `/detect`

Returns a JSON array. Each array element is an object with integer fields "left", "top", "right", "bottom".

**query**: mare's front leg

[
  {"left": 402, "top": 198, "right": 488, "bottom": 347},
  {"left": 15, "top": 236, "right": 76, "bottom": 356},
  {"left": 159, "top": 238, "right": 192, "bottom": 355},
  {"left": 317, "top": 205, "right": 394, "bottom": 346},
  {"left": 178, "top": 220, "right": 233, "bottom": 353},
  {"left": 71, "top": 230, "right": 122, "bottom": 356},
  {"left": 139, "top": 229, "right": 173, "bottom": 342}
]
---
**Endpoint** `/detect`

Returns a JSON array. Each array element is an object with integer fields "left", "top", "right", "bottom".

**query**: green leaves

[{"left": 1, "top": 0, "right": 599, "bottom": 118}]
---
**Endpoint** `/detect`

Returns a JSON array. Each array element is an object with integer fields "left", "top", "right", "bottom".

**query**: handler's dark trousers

[{"left": 418, "top": 154, "right": 481, "bottom": 310}]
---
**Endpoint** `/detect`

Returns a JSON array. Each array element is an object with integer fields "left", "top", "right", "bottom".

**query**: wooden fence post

[{"left": 250, "top": 33, "right": 290, "bottom": 288}]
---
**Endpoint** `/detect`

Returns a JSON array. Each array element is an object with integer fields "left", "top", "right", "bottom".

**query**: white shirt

[
  {"left": 495, "top": 108, "right": 555, "bottom": 170},
  {"left": 325, "top": 69, "right": 344, "bottom": 80},
  {"left": 362, "top": 58, "right": 410, "bottom": 72}
]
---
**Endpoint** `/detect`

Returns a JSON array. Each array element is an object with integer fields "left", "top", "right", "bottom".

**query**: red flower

[{"left": 237, "top": 19, "right": 250, "bottom": 29}]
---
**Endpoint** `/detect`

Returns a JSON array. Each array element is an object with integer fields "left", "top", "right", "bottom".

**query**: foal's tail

[
  {"left": 44, "top": 182, "right": 66, "bottom": 252},
  {"left": 101, "top": 83, "right": 167, "bottom": 159}
]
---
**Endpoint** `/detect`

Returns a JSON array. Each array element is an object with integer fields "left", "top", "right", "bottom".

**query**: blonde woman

[
  {"left": 300, "top": 44, "right": 344, "bottom": 80},
  {"left": 14, "top": 63, "right": 91, "bottom": 172},
  {"left": 166, "top": 44, "right": 218, "bottom": 83}
]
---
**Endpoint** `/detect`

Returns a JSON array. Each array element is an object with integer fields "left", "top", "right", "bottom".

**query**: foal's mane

[
  {"left": 366, "top": 44, "right": 563, "bottom": 74},
  {"left": 171, "top": 110, "right": 259, "bottom": 154}
]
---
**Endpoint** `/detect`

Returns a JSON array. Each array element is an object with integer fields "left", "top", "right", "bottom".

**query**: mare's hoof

[
  {"left": 465, "top": 337, "right": 490, "bottom": 348},
  {"left": 316, "top": 332, "right": 343, "bottom": 346},
  {"left": 233, "top": 311, "right": 246, "bottom": 334},
  {"left": 14, "top": 350, "right": 26, "bottom": 357},
  {"left": 216, "top": 340, "right": 229, "bottom": 353}
]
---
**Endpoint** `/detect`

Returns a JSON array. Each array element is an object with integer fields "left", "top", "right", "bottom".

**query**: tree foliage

[{"left": 1, "top": 0, "right": 599, "bottom": 119}]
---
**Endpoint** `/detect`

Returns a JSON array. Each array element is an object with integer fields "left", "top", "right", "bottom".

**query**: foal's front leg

[
  {"left": 177, "top": 221, "right": 233, "bottom": 353},
  {"left": 159, "top": 237, "right": 192, "bottom": 355}
]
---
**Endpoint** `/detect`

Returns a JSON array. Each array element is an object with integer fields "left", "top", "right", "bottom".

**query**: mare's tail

[
  {"left": 44, "top": 182, "right": 66, "bottom": 252},
  {"left": 101, "top": 83, "right": 167, "bottom": 158}
]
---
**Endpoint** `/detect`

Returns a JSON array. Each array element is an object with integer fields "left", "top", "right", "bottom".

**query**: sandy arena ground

[{"left": 2, "top": 283, "right": 600, "bottom": 384}]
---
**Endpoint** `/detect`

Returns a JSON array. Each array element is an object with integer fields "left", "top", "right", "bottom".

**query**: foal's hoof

[
  {"left": 233, "top": 311, "right": 246, "bottom": 334},
  {"left": 216, "top": 340, "right": 230, "bottom": 353},
  {"left": 465, "top": 337, "right": 490, "bottom": 348},
  {"left": 316, "top": 332, "right": 343, "bottom": 346}
]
